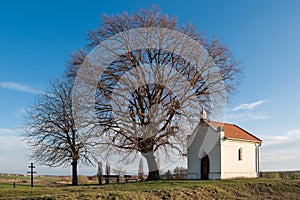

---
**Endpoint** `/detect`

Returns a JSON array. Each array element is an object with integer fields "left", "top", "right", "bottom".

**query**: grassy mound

[{"left": 0, "top": 179, "right": 299, "bottom": 199}]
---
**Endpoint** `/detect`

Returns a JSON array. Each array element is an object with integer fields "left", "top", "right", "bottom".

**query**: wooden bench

[
  {"left": 102, "top": 175, "right": 120, "bottom": 184},
  {"left": 123, "top": 175, "right": 138, "bottom": 183}
]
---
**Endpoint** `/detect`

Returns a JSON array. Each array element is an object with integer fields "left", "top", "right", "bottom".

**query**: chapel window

[{"left": 238, "top": 148, "right": 243, "bottom": 161}]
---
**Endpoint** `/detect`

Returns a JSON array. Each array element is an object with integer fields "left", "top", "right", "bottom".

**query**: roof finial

[{"left": 201, "top": 109, "right": 207, "bottom": 121}]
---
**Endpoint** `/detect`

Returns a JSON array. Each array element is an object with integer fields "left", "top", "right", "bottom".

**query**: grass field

[{"left": 0, "top": 177, "right": 300, "bottom": 200}]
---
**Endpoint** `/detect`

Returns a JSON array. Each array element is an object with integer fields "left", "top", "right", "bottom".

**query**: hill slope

[{"left": 0, "top": 179, "right": 299, "bottom": 199}]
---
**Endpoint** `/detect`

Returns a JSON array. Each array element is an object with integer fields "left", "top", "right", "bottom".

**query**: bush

[
  {"left": 78, "top": 175, "right": 89, "bottom": 184},
  {"left": 260, "top": 172, "right": 280, "bottom": 179}
]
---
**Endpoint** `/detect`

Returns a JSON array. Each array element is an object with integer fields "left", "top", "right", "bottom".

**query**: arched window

[{"left": 238, "top": 148, "right": 243, "bottom": 161}]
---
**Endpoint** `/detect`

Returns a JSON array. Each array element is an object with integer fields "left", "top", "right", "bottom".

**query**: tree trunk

[
  {"left": 97, "top": 161, "right": 103, "bottom": 185},
  {"left": 142, "top": 152, "right": 160, "bottom": 180},
  {"left": 71, "top": 160, "right": 78, "bottom": 185}
]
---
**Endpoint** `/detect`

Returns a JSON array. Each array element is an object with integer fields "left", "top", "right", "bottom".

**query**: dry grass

[{"left": 0, "top": 178, "right": 299, "bottom": 199}]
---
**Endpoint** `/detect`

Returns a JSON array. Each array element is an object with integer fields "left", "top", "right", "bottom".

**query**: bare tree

[
  {"left": 97, "top": 161, "right": 103, "bottom": 185},
  {"left": 157, "top": 156, "right": 161, "bottom": 175},
  {"left": 105, "top": 160, "right": 111, "bottom": 175},
  {"left": 165, "top": 170, "right": 172, "bottom": 180},
  {"left": 67, "top": 6, "right": 241, "bottom": 180},
  {"left": 105, "top": 160, "right": 111, "bottom": 183},
  {"left": 22, "top": 79, "right": 98, "bottom": 185},
  {"left": 174, "top": 166, "right": 187, "bottom": 179},
  {"left": 138, "top": 158, "right": 144, "bottom": 180}
]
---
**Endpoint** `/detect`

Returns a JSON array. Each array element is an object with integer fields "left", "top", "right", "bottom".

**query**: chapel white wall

[
  {"left": 220, "top": 139, "right": 259, "bottom": 179},
  {"left": 187, "top": 122, "right": 222, "bottom": 180},
  {"left": 187, "top": 122, "right": 260, "bottom": 180}
]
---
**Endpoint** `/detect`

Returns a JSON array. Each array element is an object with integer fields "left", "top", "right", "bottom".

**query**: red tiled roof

[{"left": 208, "top": 121, "right": 262, "bottom": 142}]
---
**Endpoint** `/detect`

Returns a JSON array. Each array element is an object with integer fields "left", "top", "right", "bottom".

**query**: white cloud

[
  {"left": 0, "top": 128, "right": 16, "bottom": 135},
  {"left": 0, "top": 134, "right": 31, "bottom": 174},
  {"left": 0, "top": 81, "right": 40, "bottom": 94},
  {"left": 0, "top": 133, "right": 98, "bottom": 175},
  {"left": 225, "top": 111, "right": 270, "bottom": 122},
  {"left": 260, "top": 128, "right": 300, "bottom": 171},
  {"left": 232, "top": 100, "right": 269, "bottom": 111},
  {"left": 0, "top": 133, "right": 33, "bottom": 173},
  {"left": 14, "top": 108, "right": 27, "bottom": 118},
  {"left": 225, "top": 100, "right": 270, "bottom": 122},
  {"left": 0, "top": 127, "right": 98, "bottom": 175}
]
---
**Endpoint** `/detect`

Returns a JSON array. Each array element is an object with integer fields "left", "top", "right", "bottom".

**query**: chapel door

[{"left": 201, "top": 155, "right": 210, "bottom": 180}]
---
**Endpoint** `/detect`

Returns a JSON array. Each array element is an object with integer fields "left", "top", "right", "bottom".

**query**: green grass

[
  {"left": 0, "top": 179, "right": 299, "bottom": 200},
  {"left": 0, "top": 174, "right": 58, "bottom": 181},
  {"left": 0, "top": 183, "right": 32, "bottom": 189}
]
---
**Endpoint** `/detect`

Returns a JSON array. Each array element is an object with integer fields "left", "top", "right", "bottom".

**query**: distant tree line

[
  {"left": 260, "top": 171, "right": 299, "bottom": 179},
  {"left": 162, "top": 166, "right": 187, "bottom": 180}
]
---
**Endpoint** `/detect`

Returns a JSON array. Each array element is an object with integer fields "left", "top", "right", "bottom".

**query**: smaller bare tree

[{"left": 23, "top": 78, "right": 98, "bottom": 185}]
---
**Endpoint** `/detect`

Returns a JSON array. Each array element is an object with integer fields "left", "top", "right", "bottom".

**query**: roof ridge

[
  {"left": 208, "top": 120, "right": 235, "bottom": 126},
  {"left": 208, "top": 120, "right": 262, "bottom": 142},
  {"left": 232, "top": 124, "right": 262, "bottom": 142}
]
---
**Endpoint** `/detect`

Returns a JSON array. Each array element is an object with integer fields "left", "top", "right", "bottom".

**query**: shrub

[{"left": 78, "top": 175, "right": 89, "bottom": 184}]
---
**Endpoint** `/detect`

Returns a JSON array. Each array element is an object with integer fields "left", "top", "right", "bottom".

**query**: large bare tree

[
  {"left": 67, "top": 7, "right": 241, "bottom": 180},
  {"left": 23, "top": 79, "right": 98, "bottom": 185}
]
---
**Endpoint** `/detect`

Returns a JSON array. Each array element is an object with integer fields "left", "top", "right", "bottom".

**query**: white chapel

[{"left": 187, "top": 113, "right": 262, "bottom": 180}]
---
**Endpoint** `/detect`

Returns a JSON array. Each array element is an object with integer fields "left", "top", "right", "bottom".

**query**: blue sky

[{"left": 0, "top": 0, "right": 300, "bottom": 175}]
